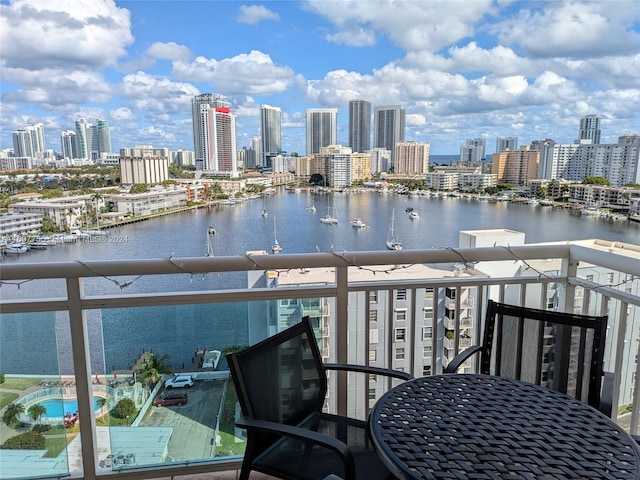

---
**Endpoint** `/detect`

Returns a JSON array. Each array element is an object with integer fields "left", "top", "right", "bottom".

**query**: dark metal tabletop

[{"left": 368, "top": 374, "right": 640, "bottom": 479}]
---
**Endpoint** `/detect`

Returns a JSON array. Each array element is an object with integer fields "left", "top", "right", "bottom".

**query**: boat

[
  {"left": 271, "top": 215, "right": 283, "bottom": 253},
  {"left": 206, "top": 228, "right": 215, "bottom": 256},
  {"left": 405, "top": 207, "right": 414, "bottom": 212},
  {"left": 29, "top": 236, "right": 56, "bottom": 249},
  {"left": 351, "top": 218, "right": 367, "bottom": 228},
  {"left": 409, "top": 211, "right": 420, "bottom": 220},
  {"left": 320, "top": 196, "right": 338, "bottom": 224},
  {"left": 581, "top": 204, "right": 600, "bottom": 216},
  {"left": 386, "top": 209, "right": 403, "bottom": 250},
  {"left": 5, "top": 242, "right": 30, "bottom": 254},
  {"left": 201, "top": 350, "right": 221, "bottom": 369},
  {"left": 261, "top": 208, "right": 268, "bottom": 217}
]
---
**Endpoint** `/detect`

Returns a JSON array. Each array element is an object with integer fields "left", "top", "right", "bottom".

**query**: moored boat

[
  {"left": 386, "top": 209, "right": 403, "bottom": 250},
  {"left": 5, "top": 242, "right": 30, "bottom": 254},
  {"left": 409, "top": 211, "right": 420, "bottom": 220},
  {"left": 351, "top": 218, "right": 367, "bottom": 228}
]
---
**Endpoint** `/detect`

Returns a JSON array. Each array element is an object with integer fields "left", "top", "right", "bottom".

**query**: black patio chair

[
  {"left": 444, "top": 299, "right": 612, "bottom": 415},
  {"left": 226, "top": 316, "right": 413, "bottom": 480}
]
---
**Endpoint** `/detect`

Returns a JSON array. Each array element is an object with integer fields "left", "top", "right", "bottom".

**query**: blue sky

[{"left": 1, "top": 0, "right": 640, "bottom": 156}]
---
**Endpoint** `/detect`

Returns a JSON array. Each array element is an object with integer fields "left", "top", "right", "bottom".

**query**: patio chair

[
  {"left": 444, "top": 299, "right": 612, "bottom": 415},
  {"left": 226, "top": 316, "right": 413, "bottom": 480}
]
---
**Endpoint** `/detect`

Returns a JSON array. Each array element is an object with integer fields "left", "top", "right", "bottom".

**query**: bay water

[{"left": 2, "top": 191, "right": 638, "bottom": 375}]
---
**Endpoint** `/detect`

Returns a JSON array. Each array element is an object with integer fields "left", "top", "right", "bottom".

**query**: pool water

[{"left": 37, "top": 397, "right": 102, "bottom": 418}]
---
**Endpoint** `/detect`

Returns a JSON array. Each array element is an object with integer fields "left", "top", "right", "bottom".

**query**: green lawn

[
  {"left": 0, "top": 377, "right": 42, "bottom": 390},
  {"left": 0, "top": 392, "right": 20, "bottom": 410}
]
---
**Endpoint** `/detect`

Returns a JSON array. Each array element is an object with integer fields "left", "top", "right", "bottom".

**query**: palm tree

[
  {"left": 91, "top": 192, "right": 103, "bottom": 229},
  {"left": 135, "top": 353, "right": 173, "bottom": 387},
  {"left": 3, "top": 402, "right": 25, "bottom": 427},
  {"left": 96, "top": 397, "right": 108, "bottom": 413},
  {"left": 27, "top": 403, "right": 47, "bottom": 424}
]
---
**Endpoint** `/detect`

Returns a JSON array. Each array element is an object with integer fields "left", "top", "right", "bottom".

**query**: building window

[
  {"left": 424, "top": 308, "right": 433, "bottom": 320},
  {"left": 446, "top": 287, "right": 456, "bottom": 299},
  {"left": 424, "top": 288, "right": 434, "bottom": 299},
  {"left": 423, "top": 326, "right": 433, "bottom": 340},
  {"left": 369, "top": 310, "right": 378, "bottom": 323},
  {"left": 368, "top": 373, "right": 377, "bottom": 383},
  {"left": 422, "top": 365, "right": 432, "bottom": 376},
  {"left": 368, "top": 388, "right": 377, "bottom": 400},
  {"left": 395, "top": 328, "right": 406, "bottom": 342},
  {"left": 395, "top": 347, "right": 405, "bottom": 360},
  {"left": 606, "top": 272, "right": 614, "bottom": 284},
  {"left": 369, "top": 350, "right": 377, "bottom": 362},
  {"left": 423, "top": 346, "right": 432, "bottom": 358},
  {"left": 369, "top": 291, "right": 378, "bottom": 303},
  {"left": 396, "top": 289, "right": 407, "bottom": 301},
  {"left": 396, "top": 310, "right": 407, "bottom": 322}
]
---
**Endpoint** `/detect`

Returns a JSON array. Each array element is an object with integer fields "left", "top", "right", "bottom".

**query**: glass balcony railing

[{"left": 0, "top": 243, "right": 639, "bottom": 480}]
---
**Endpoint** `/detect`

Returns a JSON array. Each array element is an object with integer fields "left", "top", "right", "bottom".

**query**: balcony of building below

[{"left": 0, "top": 243, "right": 639, "bottom": 480}]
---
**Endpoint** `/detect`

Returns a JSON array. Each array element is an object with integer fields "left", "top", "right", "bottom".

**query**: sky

[{"left": 1, "top": 0, "right": 640, "bottom": 157}]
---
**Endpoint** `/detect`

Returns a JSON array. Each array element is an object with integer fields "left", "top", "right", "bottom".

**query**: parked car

[
  {"left": 164, "top": 374, "right": 195, "bottom": 389},
  {"left": 153, "top": 391, "right": 188, "bottom": 406}
]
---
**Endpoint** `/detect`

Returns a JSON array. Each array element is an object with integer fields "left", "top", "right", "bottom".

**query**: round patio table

[{"left": 368, "top": 374, "right": 640, "bottom": 479}]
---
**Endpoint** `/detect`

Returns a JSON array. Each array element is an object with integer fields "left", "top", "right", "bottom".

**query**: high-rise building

[
  {"left": 496, "top": 137, "right": 518, "bottom": 153},
  {"left": 491, "top": 146, "right": 539, "bottom": 185},
  {"left": 12, "top": 123, "right": 45, "bottom": 158},
  {"left": 192, "top": 94, "right": 238, "bottom": 175},
  {"left": 460, "top": 138, "right": 486, "bottom": 164},
  {"left": 306, "top": 108, "right": 338, "bottom": 155},
  {"left": 349, "top": 100, "right": 371, "bottom": 153},
  {"left": 260, "top": 104, "right": 282, "bottom": 170},
  {"left": 578, "top": 114, "right": 601, "bottom": 144},
  {"left": 394, "top": 141, "right": 430, "bottom": 174},
  {"left": 75, "top": 118, "right": 111, "bottom": 160},
  {"left": 60, "top": 130, "right": 78, "bottom": 159},
  {"left": 373, "top": 105, "right": 405, "bottom": 168},
  {"left": 191, "top": 93, "right": 227, "bottom": 168},
  {"left": 97, "top": 119, "right": 112, "bottom": 155}
]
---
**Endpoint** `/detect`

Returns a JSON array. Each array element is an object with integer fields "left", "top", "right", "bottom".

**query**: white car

[{"left": 164, "top": 375, "right": 195, "bottom": 389}]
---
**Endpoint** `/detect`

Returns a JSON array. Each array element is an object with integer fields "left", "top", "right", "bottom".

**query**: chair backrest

[
  {"left": 480, "top": 300, "right": 607, "bottom": 410},
  {"left": 227, "top": 316, "right": 327, "bottom": 426}
]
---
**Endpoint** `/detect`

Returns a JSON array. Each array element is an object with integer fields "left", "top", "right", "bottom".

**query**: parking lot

[{"left": 140, "top": 378, "right": 229, "bottom": 461}]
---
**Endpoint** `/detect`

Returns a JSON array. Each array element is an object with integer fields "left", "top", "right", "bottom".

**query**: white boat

[
  {"left": 29, "top": 236, "right": 55, "bottom": 249},
  {"left": 5, "top": 242, "right": 30, "bottom": 254},
  {"left": 320, "top": 196, "right": 338, "bottom": 224},
  {"left": 271, "top": 215, "right": 283, "bottom": 253},
  {"left": 206, "top": 228, "right": 215, "bottom": 256},
  {"left": 351, "top": 218, "right": 367, "bottom": 228},
  {"left": 386, "top": 209, "right": 403, "bottom": 250},
  {"left": 581, "top": 205, "right": 600, "bottom": 216},
  {"left": 409, "top": 211, "right": 420, "bottom": 220},
  {"left": 202, "top": 350, "right": 221, "bottom": 369},
  {"left": 261, "top": 209, "right": 268, "bottom": 217}
]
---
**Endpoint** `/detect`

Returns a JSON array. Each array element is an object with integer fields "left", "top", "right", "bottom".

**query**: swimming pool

[{"left": 37, "top": 397, "right": 102, "bottom": 418}]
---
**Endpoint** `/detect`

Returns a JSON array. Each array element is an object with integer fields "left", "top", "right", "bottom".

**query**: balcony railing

[{"left": 1, "top": 241, "right": 639, "bottom": 480}]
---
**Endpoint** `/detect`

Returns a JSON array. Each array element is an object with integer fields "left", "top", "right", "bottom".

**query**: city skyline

[{"left": 1, "top": 0, "right": 639, "bottom": 156}]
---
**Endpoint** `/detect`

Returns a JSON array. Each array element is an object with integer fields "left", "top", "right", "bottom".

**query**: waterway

[{"left": 2, "top": 191, "right": 638, "bottom": 376}]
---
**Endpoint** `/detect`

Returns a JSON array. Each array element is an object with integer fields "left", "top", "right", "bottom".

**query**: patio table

[{"left": 368, "top": 374, "right": 640, "bottom": 479}]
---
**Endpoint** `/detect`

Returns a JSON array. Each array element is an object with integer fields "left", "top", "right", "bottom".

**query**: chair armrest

[
  {"left": 443, "top": 345, "right": 483, "bottom": 373},
  {"left": 236, "top": 417, "right": 356, "bottom": 479},
  {"left": 324, "top": 363, "right": 413, "bottom": 381},
  {"left": 599, "top": 371, "right": 614, "bottom": 417}
]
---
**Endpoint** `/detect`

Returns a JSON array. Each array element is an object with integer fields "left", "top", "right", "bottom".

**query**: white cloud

[
  {"left": 146, "top": 42, "right": 193, "bottom": 62},
  {"left": 172, "top": 50, "right": 303, "bottom": 95},
  {"left": 494, "top": 1, "right": 640, "bottom": 59},
  {"left": 303, "top": 0, "right": 496, "bottom": 51},
  {"left": 110, "top": 107, "right": 135, "bottom": 122},
  {"left": 326, "top": 27, "right": 376, "bottom": 47},
  {"left": 236, "top": 4, "right": 280, "bottom": 25},
  {"left": 119, "top": 72, "right": 199, "bottom": 113},
  {"left": 0, "top": 0, "right": 134, "bottom": 70}
]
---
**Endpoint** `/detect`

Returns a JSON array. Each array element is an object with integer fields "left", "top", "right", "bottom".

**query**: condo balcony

[{"left": 0, "top": 241, "right": 638, "bottom": 480}]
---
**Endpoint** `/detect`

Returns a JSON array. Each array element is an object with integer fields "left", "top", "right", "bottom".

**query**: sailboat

[
  {"left": 206, "top": 227, "right": 216, "bottom": 256},
  {"left": 271, "top": 215, "right": 283, "bottom": 253},
  {"left": 386, "top": 209, "right": 403, "bottom": 250},
  {"left": 320, "top": 195, "right": 338, "bottom": 224}
]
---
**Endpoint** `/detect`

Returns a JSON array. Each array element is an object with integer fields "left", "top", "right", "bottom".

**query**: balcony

[{"left": 0, "top": 241, "right": 639, "bottom": 480}]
